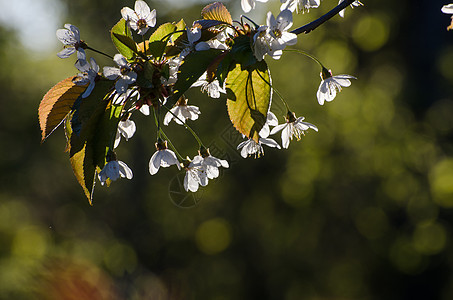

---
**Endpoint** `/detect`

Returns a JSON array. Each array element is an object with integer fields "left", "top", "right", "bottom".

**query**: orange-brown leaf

[
  {"left": 39, "top": 77, "right": 86, "bottom": 142},
  {"left": 201, "top": 2, "right": 233, "bottom": 25}
]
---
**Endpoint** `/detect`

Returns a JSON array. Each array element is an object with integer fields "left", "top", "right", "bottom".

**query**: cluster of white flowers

[
  {"left": 252, "top": 9, "right": 297, "bottom": 61},
  {"left": 237, "top": 111, "right": 318, "bottom": 158},
  {"left": 53, "top": 0, "right": 362, "bottom": 195}
]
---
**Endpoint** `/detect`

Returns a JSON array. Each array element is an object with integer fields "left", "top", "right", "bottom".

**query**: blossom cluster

[{"left": 50, "top": 0, "right": 360, "bottom": 199}]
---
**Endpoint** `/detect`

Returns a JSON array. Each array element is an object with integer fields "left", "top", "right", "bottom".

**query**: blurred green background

[{"left": 1, "top": 0, "right": 453, "bottom": 299}]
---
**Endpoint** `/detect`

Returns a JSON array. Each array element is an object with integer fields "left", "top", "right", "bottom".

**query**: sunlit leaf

[
  {"left": 93, "top": 102, "right": 125, "bottom": 170},
  {"left": 39, "top": 77, "right": 87, "bottom": 142},
  {"left": 201, "top": 2, "right": 233, "bottom": 25},
  {"left": 226, "top": 61, "right": 272, "bottom": 142},
  {"left": 65, "top": 79, "right": 115, "bottom": 204},
  {"left": 148, "top": 22, "right": 177, "bottom": 59},
  {"left": 165, "top": 19, "right": 187, "bottom": 57},
  {"left": 111, "top": 19, "right": 136, "bottom": 60}
]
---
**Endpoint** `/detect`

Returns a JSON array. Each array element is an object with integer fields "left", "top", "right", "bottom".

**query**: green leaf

[
  {"left": 226, "top": 61, "right": 272, "bottom": 142},
  {"left": 149, "top": 23, "right": 177, "bottom": 43},
  {"left": 65, "top": 79, "right": 115, "bottom": 204},
  {"left": 164, "top": 19, "right": 187, "bottom": 57},
  {"left": 148, "top": 22, "right": 177, "bottom": 59},
  {"left": 166, "top": 49, "right": 222, "bottom": 107},
  {"left": 92, "top": 102, "right": 124, "bottom": 170},
  {"left": 39, "top": 77, "right": 87, "bottom": 142},
  {"left": 201, "top": 2, "right": 233, "bottom": 25},
  {"left": 111, "top": 19, "right": 136, "bottom": 60}
]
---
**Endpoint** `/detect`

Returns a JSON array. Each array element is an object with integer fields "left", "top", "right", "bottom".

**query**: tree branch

[{"left": 291, "top": 0, "right": 358, "bottom": 35}]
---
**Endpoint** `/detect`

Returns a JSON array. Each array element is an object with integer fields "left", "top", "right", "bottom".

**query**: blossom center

[
  {"left": 136, "top": 19, "right": 148, "bottom": 30},
  {"left": 120, "top": 66, "right": 130, "bottom": 75},
  {"left": 272, "top": 29, "right": 282, "bottom": 38}
]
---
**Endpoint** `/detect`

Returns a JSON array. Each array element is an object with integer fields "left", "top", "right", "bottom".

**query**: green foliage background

[{"left": 1, "top": 0, "right": 453, "bottom": 299}]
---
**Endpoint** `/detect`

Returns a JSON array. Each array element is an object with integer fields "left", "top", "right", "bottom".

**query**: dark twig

[{"left": 291, "top": 0, "right": 358, "bottom": 35}]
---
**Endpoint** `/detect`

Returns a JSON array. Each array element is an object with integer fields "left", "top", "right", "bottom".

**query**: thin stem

[
  {"left": 240, "top": 15, "right": 259, "bottom": 29},
  {"left": 142, "top": 35, "right": 147, "bottom": 58},
  {"left": 85, "top": 46, "right": 114, "bottom": 59},
  {"left": 272, "top": 86, "right": 291, "bottom": 113},
  {"left": 291, "top": 0, "right": 358, "bottom": 35},
  {"left": 283, "top": 49, "right": 325, "bottom": 69},
  {"left": 151, "top": 104, "right": 184, "bottom": 160},
  {"left": 161, "top": 105, "right": 205, "bottom": 148},
  {"left": 159, "top": 129, "right": 185, "bottom": 161},
  {"left": 159, "top": 30, "right": 186, "bottom": 43}
]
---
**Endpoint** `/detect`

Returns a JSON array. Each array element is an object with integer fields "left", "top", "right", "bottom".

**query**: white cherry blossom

[
  {"left": 281, "top": 0, "right": 320, "bottom": 13},
  {"left": 270, "top": 112, "right": 318, "bottom": 149},
  {"left": 112, "top": 88, "right": 140, "bottom": 105},
  {"left": 73, "top": 57, "right": 99, "bottom": 98},
  {"left": 184, "top": 156, "right": 208, "bottom": 192},
  {"left": 149, "top": 141, "right": 181, "bottom": 175},
  {"left": 241, "top": 0, "right": 269, "bottom": 13},
  {"left": 442, "top": 4, "right": 453, "bottom": 14},
  {"left": 103, "top": 54, "right": 137, "bottom": 94},
  {"left": 163, "top": 97, "right": 201, "bottom": 125},
  {"left": 259, "top": 111, "right": 279, "bottom": 138},
  {"left": 267, "top": 9, "right": 297, "bottom": 54},
  {"left": 121, "top": 0, "right": 156, "bottom": 35},
  {"left": 253, "top": 26, "right": 284, "bottom": 61},
  {"left": 192, "top": 72, "right": 226, "bottom": 98},
  {"left": 98, "top": 160, "right": 133, "bottom": 185},
  {"left": 198, "top": 148, "right": 229, "bottom": 179},
  {"left": 56, "top": 24, "right": 86, "bottom": 59},
  {"left": 180, "top": 26, "right": 210, "bottom": 57},
  {"left": 161, "top": 56, "right": 182, "bottom": 86},
  {"left": 237, "top": 137, "right": 281, "bottom": 158},
  {"left": 114, "top": 119, "right": 136, "bottom": 148},
  {"left": 253, "top": 10, "right": 296, "bottom": 61},
  {"left": 317, "top": 68, "right": 356, "bottom": 105}
]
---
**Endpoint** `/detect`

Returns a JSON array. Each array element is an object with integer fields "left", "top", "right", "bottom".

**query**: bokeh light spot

[
  {"left": 390, "top": 238, "right": 425, "bottom": 274},
  {"left": 11, "top": 226, "right": 48, "bottom": 260},
  {"left": 103, "top": 243, "right": 138, "bottom": 276},
  {"left": 195, "top": 218, "right": 232, "bottom": 255},
  {"left": 413, "top": 221, "right": 447, "bottom": 255},
  {"left": 352, "top": 14, "right": 390, "bottom": 51},
  {"left": 429, "top": 158, "right": 453, "bottom": 207}
]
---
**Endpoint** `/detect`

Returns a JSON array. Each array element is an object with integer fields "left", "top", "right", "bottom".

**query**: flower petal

[
  {"left": 118, "top": 161, "right": 133, "bottom": 179},
  {"left": 113, "top": 54, "right": 128, "bottom": 67},
  {"left": 149, "top": 151, "right": 162, "bottom": 175},
  {"left": 442, "top": 4, "right": 453, "bottom": 14},
  {"left": 57, "top": 47, "right": 75, "bottom": 59},
  {"left": 146, "top": 9, "right": 157, "bottom": 27},
  {"left": 241, "top": 0, "right": 254, "bottom": 13},
  {"left": 195, "top": 42, "right": 211, "bottom": 51},
  {"left": 161, "top": 150, "right": 180, "bottom": 169},
  {"left": 276, "top": 9, "right": 293, "bottom": 31},
  {"left": 281, "top": 124, "right": 291, "bottom": 149},
  {"left": 270, "top": 123, "right": 287, "bottom": 135},
  {"left": 260, "top": 137, "right": 281, "bottom": 149},
  {"left": 103, "top": 67, "right": 120, "bottom": 80},
  {"left": 135, "top": 0, "right": 150, "bottom": 18},
  {"left": 121, "top": 7, "right": 136, "bottom": 21}
]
